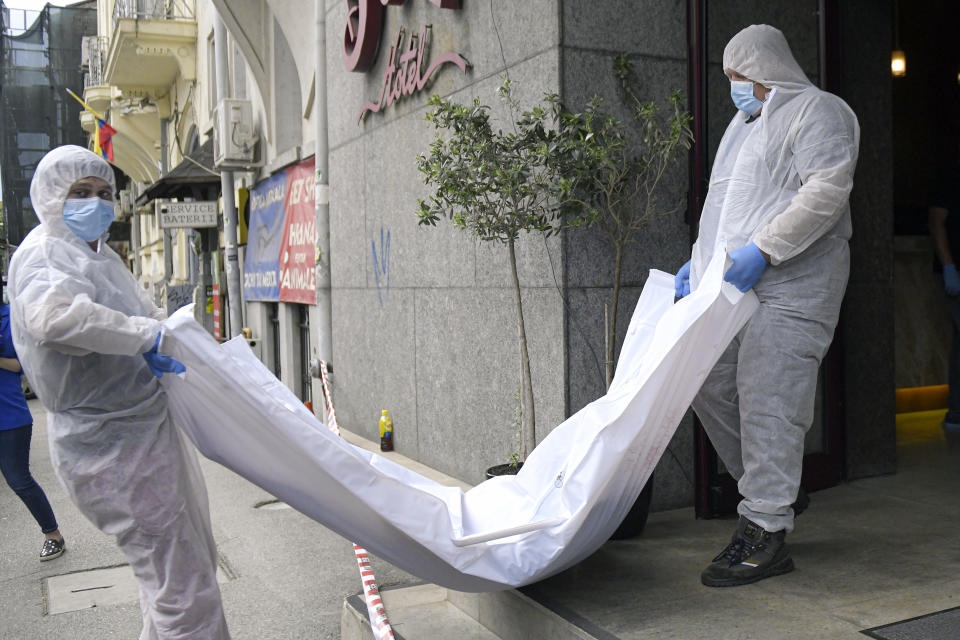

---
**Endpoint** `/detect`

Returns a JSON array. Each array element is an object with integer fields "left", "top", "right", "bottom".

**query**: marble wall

[
  {"left": 838, "top": 0, "right": 897, "bottom": 479},
  {"left": 325, "top": 0, "right": 898, "bottom": 499},
  {"left": 327, "top": 1, "right": 567, "bottom": 485},
  {"left": 559, "top": 0, "right": 693, "bottom": 510}
]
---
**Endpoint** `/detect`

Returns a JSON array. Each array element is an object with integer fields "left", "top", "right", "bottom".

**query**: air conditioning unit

[
  {"left": 80, "top": 36, "right": 96, "bottom": 72},
  {"left": 213, "top": 99, "right": 257, "bottom": 168}
]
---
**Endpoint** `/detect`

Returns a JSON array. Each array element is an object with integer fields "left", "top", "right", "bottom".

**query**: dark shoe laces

[
  {"left": 713, "top": 537, "right": 748, "bottom": 564},
  {"left": 714, "top": 527, "right": 772, "bottom": 565}
]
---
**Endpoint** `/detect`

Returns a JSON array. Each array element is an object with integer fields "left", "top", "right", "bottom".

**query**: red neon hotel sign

[{"left": 343, "top": 0, "right": 470, "bottom": 123}]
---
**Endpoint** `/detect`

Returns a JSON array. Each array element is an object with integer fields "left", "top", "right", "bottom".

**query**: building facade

[
  {"left": 0, "top": 1, "right": 98, "bottom": 272},
  {"left": 79, "top": 0, "right": 895, "bottom": 513}
]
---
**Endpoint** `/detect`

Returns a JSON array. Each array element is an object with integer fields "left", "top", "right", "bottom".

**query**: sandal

[{"left": 40, "top": 537, "right": 65, "bottom": 562}]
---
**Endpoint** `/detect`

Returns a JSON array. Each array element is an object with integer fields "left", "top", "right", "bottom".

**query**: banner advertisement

[
  {"left": 278, "top": 158, "right": 317, "bottom": 304},
  {"left": 243, "top": 171, "right": 287, "bottom": 302}
]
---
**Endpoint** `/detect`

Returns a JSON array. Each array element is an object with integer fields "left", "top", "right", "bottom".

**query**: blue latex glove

[
  {"left": 724, "top": 243, "right": 768, "bottom": 293},
  {"left": 944, "top": 264, "right": 960, "bottom": 296},
  {"left": 675, "top": 260, "right": 691, "bottom": 298},
  {"left": 142, "top": 333, "right": 186, "bottom": 379}
]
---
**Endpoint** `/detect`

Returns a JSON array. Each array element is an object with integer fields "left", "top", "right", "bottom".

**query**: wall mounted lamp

[
  {"left": 891, "top": 50, "right": 906, "bottom": 77},
  {"left": 891, "top": 0, "right": 905, "bottom": 78}
]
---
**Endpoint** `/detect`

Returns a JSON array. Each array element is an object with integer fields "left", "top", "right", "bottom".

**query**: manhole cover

[
  {"left": 45, "top": 559, "right": 234, "bottom": 615},
  {"left": 44, "top": 565, "right": 140, "bottom": 615}
]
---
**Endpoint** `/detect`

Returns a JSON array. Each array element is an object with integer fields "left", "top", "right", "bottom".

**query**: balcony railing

[
  {"left": 112, "top": 0, "right": 195, "bottom": 23},
  {"left": 82, "top": 36, "right": 108, "bottom": 89}
]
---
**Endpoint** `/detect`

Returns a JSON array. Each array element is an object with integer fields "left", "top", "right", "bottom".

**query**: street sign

[{"left": 156, "top": 200, "right": 219, "bottom": 228}]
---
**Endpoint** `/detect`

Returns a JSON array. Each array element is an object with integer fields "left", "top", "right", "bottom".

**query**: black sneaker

[
  {"left": 40, "top": 537, "right": 65, "bottom": 562},
  {"left": 701, "top": 517, "right": 793, "bottom": 587}
]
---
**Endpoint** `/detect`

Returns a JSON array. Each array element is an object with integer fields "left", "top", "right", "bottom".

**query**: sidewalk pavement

[
  {"left": 3, "top": 399, "right": 960, "bottom": 639},
  {"left": 1, "top": 399, "right": 420, "bottom": 640},
  {"left": 521, "top": 416, "right": 960, "bottom": 639}
]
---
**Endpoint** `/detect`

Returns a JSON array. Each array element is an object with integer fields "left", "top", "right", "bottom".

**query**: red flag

[{"left": 96, "top": 118, "right": 116, "bottom": 162}]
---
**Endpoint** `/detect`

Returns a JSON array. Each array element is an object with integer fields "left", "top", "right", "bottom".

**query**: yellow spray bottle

[{"left": 379, "top": 409, "right": 393, "bottom": 452}]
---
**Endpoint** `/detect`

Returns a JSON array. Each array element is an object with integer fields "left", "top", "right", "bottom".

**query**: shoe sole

[{"left": 700, "top": 556, "right": 795, "bottom": 587}]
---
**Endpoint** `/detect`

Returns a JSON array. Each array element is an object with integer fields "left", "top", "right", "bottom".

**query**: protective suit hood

[
  {"left": 691, "top": 24, "right": 859, "bottom": 284},
  {"left": 30, "top": 145, "right": 115, "bottom": 238},
  {"left": 722, "top": 25, "right": 812, "bottom": 91}
]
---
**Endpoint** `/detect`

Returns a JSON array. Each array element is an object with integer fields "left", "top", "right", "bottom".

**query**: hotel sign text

[{"left": 344, "top": 0, "right": 469, "bottom": 124}]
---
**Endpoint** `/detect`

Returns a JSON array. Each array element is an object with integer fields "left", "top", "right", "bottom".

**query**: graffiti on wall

[
  {"left": 165, "top": 284, "right": 195, "bottom": 315},
  {"left": 372, "top": 226, "right": 391, "bottom": 306}
]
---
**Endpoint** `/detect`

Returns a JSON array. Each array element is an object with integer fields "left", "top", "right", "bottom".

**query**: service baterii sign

[{"left": 156, "top": 200, "right": 218, "bottom": 228}]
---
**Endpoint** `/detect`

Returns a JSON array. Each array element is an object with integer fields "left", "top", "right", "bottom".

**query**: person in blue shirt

[
  {"left": 928, "top": 163, "right": 960, "bottom": 446},
  {"left": 0, "top": 294, "right": 65, "bottom": 561}
]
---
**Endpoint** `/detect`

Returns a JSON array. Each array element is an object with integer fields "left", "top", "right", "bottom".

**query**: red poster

[{"left": 278, "top": 158, "right": 317, "bottom": 304}]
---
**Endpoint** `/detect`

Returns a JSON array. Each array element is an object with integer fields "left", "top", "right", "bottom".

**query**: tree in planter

[
  {"left": 416, "top": 81, "right": 573, "bottom": 461},
  {"left": 553, "top": 55, "right": 693, "bottom": 389}
]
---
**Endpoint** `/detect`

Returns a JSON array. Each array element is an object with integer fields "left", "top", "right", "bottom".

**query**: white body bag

[{"left": 160, "top": 249, "right": 757, "bottom": 591}]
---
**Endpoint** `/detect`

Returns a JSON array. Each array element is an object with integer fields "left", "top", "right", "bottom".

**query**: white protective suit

[
  {"left": 8, "top": 146, "right": 229, "bottom": 640},
  {"left": 689, "top": 25, "right": 860, "bottom": 532}
]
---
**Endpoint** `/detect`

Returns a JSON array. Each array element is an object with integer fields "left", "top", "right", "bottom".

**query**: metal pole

[
  {"left": 215, "top": 13, "right": 243, "bottom": 339},
  {"left": 315, "top": 0, "right": 333, "bottom": 366},
  {"left": 160, "top": 118, "right": 172, "bottom": 282},
  {"left": 132, "top": 210, "right": 142, "bottom": 279}
]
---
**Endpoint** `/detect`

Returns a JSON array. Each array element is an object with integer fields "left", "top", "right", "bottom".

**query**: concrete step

[
  {"left": 340, "top": 583, "right": 607, "bottom": 640},
  {"left": 337, "top": 431, "right": 611, "bottom": 640}
]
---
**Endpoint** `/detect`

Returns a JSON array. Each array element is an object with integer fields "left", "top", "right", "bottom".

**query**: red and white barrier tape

[
  {"left": 318, "top": 361, "right": 341, "bottom": 437},
  {"left": 318, "top": 361, "right": 394, "bottom": 640},
  {"left": 354, "top": 545, "right": 395, "bottom": 640}
]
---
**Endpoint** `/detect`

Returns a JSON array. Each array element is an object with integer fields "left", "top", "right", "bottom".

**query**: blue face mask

[
  {"left": 730, "top": 80, "right": 764, "bottom": 116},
  {"left": 62, "top": 196, "right": 115, "bottom": 242}
]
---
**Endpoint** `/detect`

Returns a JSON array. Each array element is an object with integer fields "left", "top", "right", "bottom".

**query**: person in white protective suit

[
  {"left": 7, "top": 146, "right": 231, "bottom": 638},
  {"left": 674, "top": 25, "right": 859, "bottom": 587}
]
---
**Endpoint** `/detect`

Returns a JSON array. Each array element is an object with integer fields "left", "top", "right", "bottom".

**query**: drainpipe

[
  {"left": 215, "top": 13, "right": 243, "bottom": 339},
  {"left": 132, "top": 213, "right": 141, "bottom": 278},
  {"left": 314, "top": 0, "right": 333, "bottom": 366},
  {"left": 131, "top": 182, "right": 142, "bottom": 280},
  {"left": 161, "top": 118, "right": 172, "bottom": 283}
]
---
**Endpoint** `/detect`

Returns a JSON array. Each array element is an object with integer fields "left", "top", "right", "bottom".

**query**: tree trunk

[
  {"left": 509, "top": 237, "right": 536, "bottom": 459},
  {"left": 605, "top": 242, "right": 624, "bottom": 390}
]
